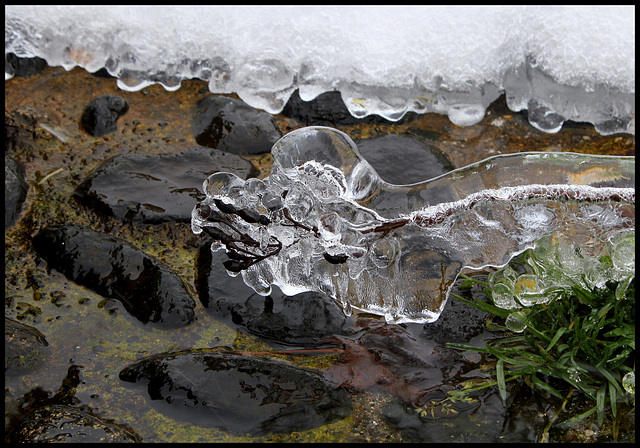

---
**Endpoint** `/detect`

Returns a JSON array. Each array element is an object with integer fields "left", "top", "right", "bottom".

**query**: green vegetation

[{"left": 416, "top": 234, "right": 635, "bottom": 437}]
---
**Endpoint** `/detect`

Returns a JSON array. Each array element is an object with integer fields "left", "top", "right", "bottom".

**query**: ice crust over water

[
  {"left": 5, "top": 6, "right": 635, "bottom": 135},
  {"left": 191, "top": 127, "right": 635, "bottom": 324}
]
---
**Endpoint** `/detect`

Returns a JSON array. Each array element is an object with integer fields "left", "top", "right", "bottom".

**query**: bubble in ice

[
  {"left": 5, "top": 6, "right": 635, "bottom": 135},
  {"left": 191, "top": 126, "right": 635, "bottom": 324}
]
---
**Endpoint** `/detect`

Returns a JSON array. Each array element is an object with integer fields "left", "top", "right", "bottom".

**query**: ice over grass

[
  {"left": 5, "top": 6, "right": 635, "bottom": 135},
  {"left": 191, "top": 127, "right": 635, "bottom": 324}
]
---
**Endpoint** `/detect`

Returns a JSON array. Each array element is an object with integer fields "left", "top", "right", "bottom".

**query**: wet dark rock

[
  {"left": 119, "top": 349, "right": 352, "bottom": 435},
  {"left": 5, "top": 317, "right": 49, "bottom": 375},
  {"left": 73, "top": 146, "right": 258, "bottom": 224},
  {"left": 80, "top": 94, "right": 130, "bottom": 137},
  {"left": 223, "top": 290, "right": 350, "bottom": 347},
  {"left": 5, "top": 155, "right": 29, "bottom": 228},
  {"left": 281, "top": 89, "right": 418, "bottom": 127},
  {"left": 193, "top": 95, "right": 282, "bottom": 155},
  {"left": 32, "top": 224, "right": 196, "bottom": 328},
  {"left": 354, "top": 134, "right": 455, "bottom": 184},
  {"left": 196, "top": 245, "right": 350, "bottom": 346},
  {"left": 5, "top": 53, "right": 48, "bottom": 78},
  {"left": 6, "top": 404, "right": 140, "bottom": 443},
  {"left": 420, "top": 294, "right": 488, "bottom": 345},
  {"left": 195, "top": 244, "right": 257, "bottom": 309},
  {"left": 91, "top": 67, "right": 116, "bottom": 79}
]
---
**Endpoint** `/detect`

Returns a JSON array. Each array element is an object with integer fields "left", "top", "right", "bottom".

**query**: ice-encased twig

[{"left": 192, "top": 126, "right": 635, "bottom": 324}]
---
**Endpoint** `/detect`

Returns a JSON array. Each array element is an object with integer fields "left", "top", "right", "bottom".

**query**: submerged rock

[
  {"left": 80, "top": 94, "right": 129, "bottom": 137},
  {"left": 195, "top": 245, "right": 257, "bottom": 308},
  {"left": 381, "top": 393, "right": 517, "bottom": 443},
  {"left": 420, "top": 293, "right": 488, "bottom": 345},
  {"left": 193, "top": 95, "right": 282, "bottom": 155},
  {"left": 221, "top": 289, "right": 350, "bottom": 347},
  {"left": 5, "top": 317, "right": 49, "bottom": 375},
  {"left": 354, "top": 134, "right": 454, "bottom": 184},
  {"left": 6, "top": 404, "right": 140, "bottom": 443},
  {"left": 196, "top": 246, "right": 350, "bottom": 346},
  {"left": 5, "top": 155, "right": 29, "bottom": 228},
  {"left": 73, "top": 146, "right": 258, "bottom": 223},
  {"left": 32, "top": 225, "right": 195, "bottom": 328},
  {"left": 119, "top": 349, "right": 352, "bottom": 436}
]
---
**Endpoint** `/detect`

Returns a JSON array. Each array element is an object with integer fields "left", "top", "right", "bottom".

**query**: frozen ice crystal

[
  {"left": 487, "top": 230, "right": 635, "bottom": 332},
  {"left": 191, "top": 126, "right": 635, "bottom": 324},
  {"left": 5, "top": 6, "right": 635, "bottom": 135}
]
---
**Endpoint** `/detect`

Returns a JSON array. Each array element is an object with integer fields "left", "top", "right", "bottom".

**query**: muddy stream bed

[{"left": 4, "top": 62, "right": 635, "bottom": 442}]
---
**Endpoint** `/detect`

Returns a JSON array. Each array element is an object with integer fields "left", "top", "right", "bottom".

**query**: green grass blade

[
  {"left": 496, "top": 359, "right": 507, "bottom": 401},
  {"left": 596, "top": 366, "right": 625, "bottom": 396},
  {"left": 596, "top": 384, "right": 606, "bottom": 425},
  {"left": 445, "top": 342, "right": 489, "bottom": 353},
  {"left": 530, "top": 373, "right": 563, "bottom": 399},
  {"left": 459, "top": 273, "right": 491, "bottom": 288},
  {"left": 556, "top": 406, "right": 597, "bottom": 427},
  {"left": 608, "top": 381, "right": 617, "bottom": 417},
  {"left": 546, "top": 327, "right": 567, "bottom": 352}
]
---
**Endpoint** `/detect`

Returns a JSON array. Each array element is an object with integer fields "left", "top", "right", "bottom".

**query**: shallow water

[{"left": 4, "top": 65, "right": 634, "bottom": 442}]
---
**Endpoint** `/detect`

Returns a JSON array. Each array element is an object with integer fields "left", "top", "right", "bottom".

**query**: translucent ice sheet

[{"left": 192, "top": 127, "right": 635, "bottom": 324}]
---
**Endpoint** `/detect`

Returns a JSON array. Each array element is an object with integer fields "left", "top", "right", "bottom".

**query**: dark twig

[{"left": 282, "top": 207, "right": 320, "bottom": 237}]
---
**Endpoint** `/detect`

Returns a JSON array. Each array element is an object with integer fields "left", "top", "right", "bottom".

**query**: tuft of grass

[
  {"left": 416, "top": 235, "right": 635, "bottom": 436},
  {"left": 450, "top": 275, "right": 634, "bottom": 425}
]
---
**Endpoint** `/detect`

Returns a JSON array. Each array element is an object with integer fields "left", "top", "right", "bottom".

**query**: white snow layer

[{"left": 5, "top": 6, "right": 635, "bottom": 135}]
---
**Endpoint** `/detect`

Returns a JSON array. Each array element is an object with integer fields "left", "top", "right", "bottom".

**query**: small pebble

[{"left": 80, "top": 94, "right": 129, "bottom": 137}]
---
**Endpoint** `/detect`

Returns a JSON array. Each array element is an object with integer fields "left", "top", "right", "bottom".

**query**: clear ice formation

[
  {"left": 5, "top": 6, "right": 635, "bottom": 135},
  {"left": 191, "top": 126, "right": 635, "bottom": 324},
  {"left": 486, "top": 231, "right": 635, "bottom": 333}
]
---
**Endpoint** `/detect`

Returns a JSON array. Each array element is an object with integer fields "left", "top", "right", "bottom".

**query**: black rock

[
  {"left": 281, "top": 89, "right": 417, "bottom": 127},
  {"left": 195, "top": 244, "right": 257, "bottom": 309},
  {"left": 6, "top": 404, "right": 140, "bottom": 443},
  {"left": 80, "top": 95, "right": 129, "bottom": 137},
  {"left": 73, "top": 146, "right": 258, "bottom": 224},
  {"left": 5, "top": 155, "right": 29, "bottom": 228},
  {"left": 354, "top": 134, "right": 455, "bottom": 185},
  {"left": 420, "top": 294, "right": 488, "bottom": 345},
  {"left": 91, "top": 67, "right": 116, "bottom": 79},
  {"left": 193, "top": 95, "right": 282, "bottom": 155},
  {"left": 5, "top": 53, "right": 48, "bottom": 78},
  {"left": 223, "top": 290, "right": 350, "bottom": 347},
  {"left": 119, "top": 349, "right": 352, "bottom": 435},
  {"left": 5, "top": 317, "right": 49, "bottom": 376},
  {"left": 32, "top": 225, "right": 196, "bottom": 328},
  {"left": 196, "top": 246, "right": 350, "bottom": 346}
]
